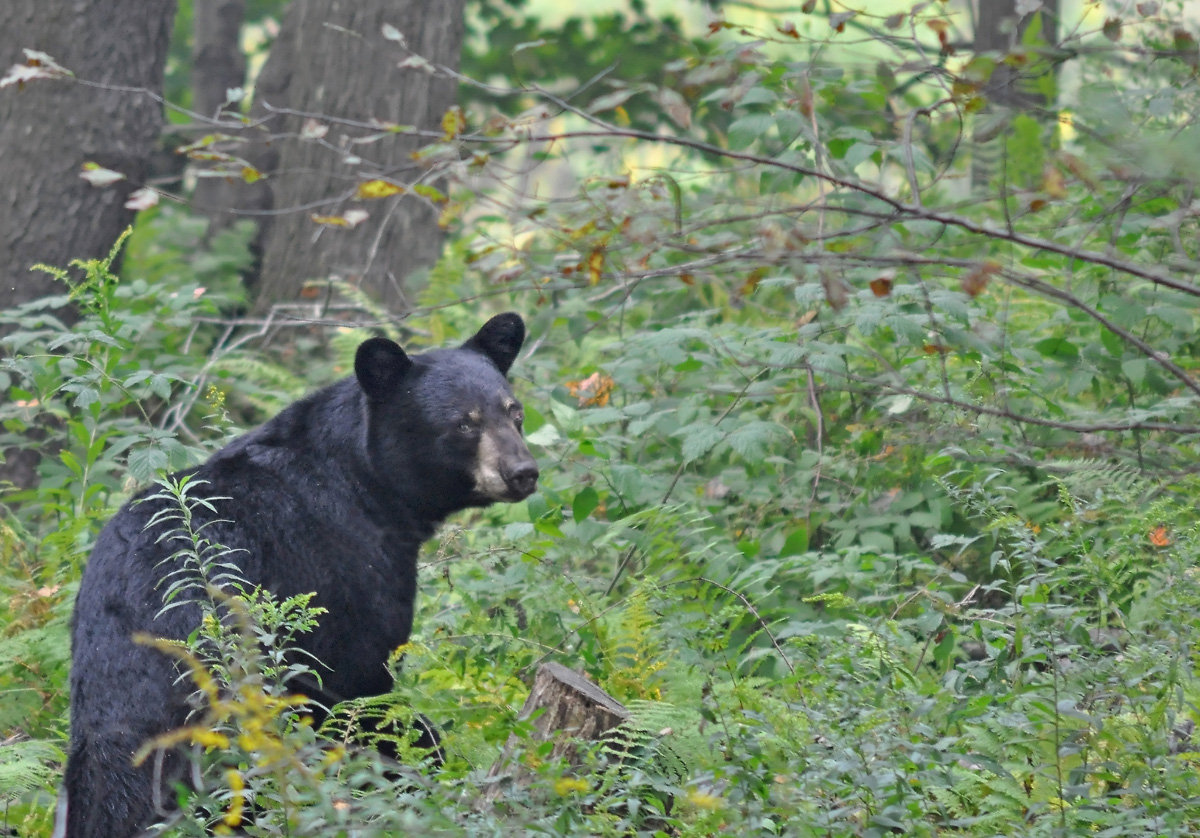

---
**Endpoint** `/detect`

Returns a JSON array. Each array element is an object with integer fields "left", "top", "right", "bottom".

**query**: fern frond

[{"left": 0, "top": 738, "right": 63, "bottom": 803}]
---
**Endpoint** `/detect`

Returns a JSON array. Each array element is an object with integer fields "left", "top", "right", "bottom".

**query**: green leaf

[
  {"left": 774, "top": 110, "right": 805, "bottom": 140},
  {"left": 149, "top": 373, "right": 172, "bottom": 400},
  {"left": 827, "top": 137, "right": 854, "bottom": 159},
  {"left": 727, "top": 420, "right": 787, "bottom": 461},
  {"left": 572, "top": 487, "right": 600, "bottom": 522},
  {"left": 728, "top": 113, "right": 775, "bottom": 149},
  {"left": 675, "top": 424, "right": 724, "bottom": 463},
  {"left": 611, "top": 464, "right": 642, "bottom": 501},
  {"left": 780, "top": 527, "right": 809, "bottom": 556},
  {"left": 1100, "top": 327, "right": 1124, "bottom": 357},
  {"left": 1121, "top": 358, "right": 1147, "bottom": 387},
  {"left": 590, "top": 88, "right": 636, "bottom": 113},
  {"left": 1033, "top": 337, "right": 1080, "bottom": 361},
  {"left": 127, "top": 446, "right": 168, "bottom": 482},
  {"left": 73, "top": 387, "right": 100, "bottom": 409},
  {"left": 526, "top": 423, "right": 562, "bottom": 446}
]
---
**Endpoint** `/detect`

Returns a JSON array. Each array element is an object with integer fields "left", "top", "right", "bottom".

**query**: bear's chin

[{"left": 468, "top": 484, "right": 536, "bottom": 506}]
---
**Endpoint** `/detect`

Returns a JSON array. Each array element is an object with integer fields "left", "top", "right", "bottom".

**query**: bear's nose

[{"left": 505, "top": 460, "right": 539, "bottom": 498}]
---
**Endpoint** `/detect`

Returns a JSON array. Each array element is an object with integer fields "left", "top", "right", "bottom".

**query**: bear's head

[{"left": 354, "top": 313, "right": 539, "bottom": 515}]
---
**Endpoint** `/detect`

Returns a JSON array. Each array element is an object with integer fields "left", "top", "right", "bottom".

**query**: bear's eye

[
  {"left": 513, "top": 410, "right": 524, "bottom": 428},
  {"left": 458, "top": 417, "right": 478, "bottom": 435}
]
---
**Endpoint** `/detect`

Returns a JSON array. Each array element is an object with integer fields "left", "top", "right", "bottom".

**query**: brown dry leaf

[
  {"left": 830, "top": 11, "right": 854, "bottom": 33},
  {"left": 740, "top": 267, "right": 766, "bottom": 296},
  {"left": 1043, "top": 164, "right": 1067, "bottom": 199},
  {"left": 658, "top": 88, "right": 692, "bottom": 130},
  {"left": 869, "top": 273, "right": 894, "bottom": 297},
  {"left": 124, "top": 187, "right": 160, "bottom": 211},
  {"left": 1061, "top": 152, "right": 1099, "bottom": 191},
  {"left": 301, "top": 118, "right": 329, "bottom": 139},
  {"left": 822, "top": 271, "right": 848, "bottom": 311},
  {"left": 870, "top": 445, "right": 896, "bottom": 462},
  {"left": 961, "top": 261, "right": 1000, "bottom": 297},
  {"left": 398, "top": 54, "right": 435, "bottom": 74},
  {"left": 704, "top": 478, "right": 731, "bottom": 500},
  {"left": 0, "top": 49, "right": 72, "bottom": 89},
  {"left": 566, "top": 372, "right": 615, "bottom": 408}
]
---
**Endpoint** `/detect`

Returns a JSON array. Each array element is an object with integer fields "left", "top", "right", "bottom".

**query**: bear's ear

[
  {"left": 462, "top": 312, "right": 526, "bottom": 375},
  {"left": 355, "top": 337, "right": 413, "bottom": 400}
]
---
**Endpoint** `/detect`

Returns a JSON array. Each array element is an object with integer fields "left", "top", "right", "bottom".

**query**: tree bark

[
  {"left": 242, "top": 0, "right": 466, "bottom": 313},
  {"left": 477, "top": 662, "right": 630, "bottom": 810},
  {"left": 0, "top": 0, "right": 177, "bottom": 311},
  {"left": 0, "top": 0, "right": 176, "bottom": 491},
  {"left": 971, "top": 0, "right": 1059, "bottom": 191},
  {"left": 975, "top": 0, "right": 1059, "bottom": 110},
  {"left": 192, "top": 0, "right": 247, "bottom": 225}
]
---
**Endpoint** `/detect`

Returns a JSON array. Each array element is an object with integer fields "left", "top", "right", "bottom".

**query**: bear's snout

[{"left": 502, "top": 457, "right": 539, "bottom": 499}]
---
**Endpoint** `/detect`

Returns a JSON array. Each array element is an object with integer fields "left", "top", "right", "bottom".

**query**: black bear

[{"left": 62, "top": 313, "right": 538, "bottom": 838}]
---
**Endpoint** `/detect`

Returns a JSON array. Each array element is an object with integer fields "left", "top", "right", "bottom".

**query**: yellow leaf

[
  {"left": 357, "top": 179, "right": 405, "bottom": 199},
  {"left": 310, "top": 214, "right": 350, "bottom": 227},
  {"left": 1042, "top": 164, "right": 1067, "bottom": 199},
  {"left": 412, "top": 183, "right": 447, "bottom": 202},
  {"left": 438, "top": 201, "right": 463, "bottom": 229},
  {"left": 240, "top": 166, "right": 262, "bottom": 184},
  {"left": 587, "top": 249, "right": 605, "bottom": 284},
  {"left": 687, "top": 790, "right": 723, "bottom": 810},
  {"left": 441, "top": 105, "right": 466, "bottom": 140},
  {"left": 554, "top": 777, "right": 589, "bottom": 795}
]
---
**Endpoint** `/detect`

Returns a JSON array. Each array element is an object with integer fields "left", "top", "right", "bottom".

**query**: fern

[
  {"left": 1045, "top": 460, "right": 1146, "bottom": 500},
  {"left": 0, "top": 737, "right": 63, "bottom": 804},
  {"left": 207, "top": 354, "right": 309, "bottom": 411},
  {"left": 607, "top": 588, "right": 667, "bottom": 699}
]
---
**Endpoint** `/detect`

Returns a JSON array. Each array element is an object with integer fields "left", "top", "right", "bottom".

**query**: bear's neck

[{"left": 262, "top": 378, "right": 456, "bottom": 533}]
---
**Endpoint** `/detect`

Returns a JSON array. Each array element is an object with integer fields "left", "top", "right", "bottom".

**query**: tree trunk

[
  {"left": 971, "top": 0, "right": 1059, "bottom": 190},
  {"left": 192, "top": 0, "right": 247, "bottom": 226},
  {"left": 243, "top": 0, "right": 466, "bottom": 313},
  {"left": 477, "top": 662, "right": 630, "bottom": 810},
  {"left": 975, "top": 0, "right": 1058, "bottom": 110},
  {"left": 0, "top": 0, "right": 177, "bottom": 311},
  {"left": 0, "top": 0, "right": 176, "bottom": 492}
]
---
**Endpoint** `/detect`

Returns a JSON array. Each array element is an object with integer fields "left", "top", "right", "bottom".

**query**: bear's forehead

[{"left": 412, "top": 349, "right": 516, "bottom": 416}]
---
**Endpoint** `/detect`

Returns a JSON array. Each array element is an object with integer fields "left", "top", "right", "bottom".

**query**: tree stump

[{"left": 476, "top": 662, "right": 629, "bottom": 810}]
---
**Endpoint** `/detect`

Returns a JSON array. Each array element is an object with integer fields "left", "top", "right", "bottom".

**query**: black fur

[{"left": 63, "top": 314, "right": 538, "bottom": 838}]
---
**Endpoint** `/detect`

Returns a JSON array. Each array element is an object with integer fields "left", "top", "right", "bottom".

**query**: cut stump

[{"left": 476, "top": 662, "right": 629, "bottom": 810}]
